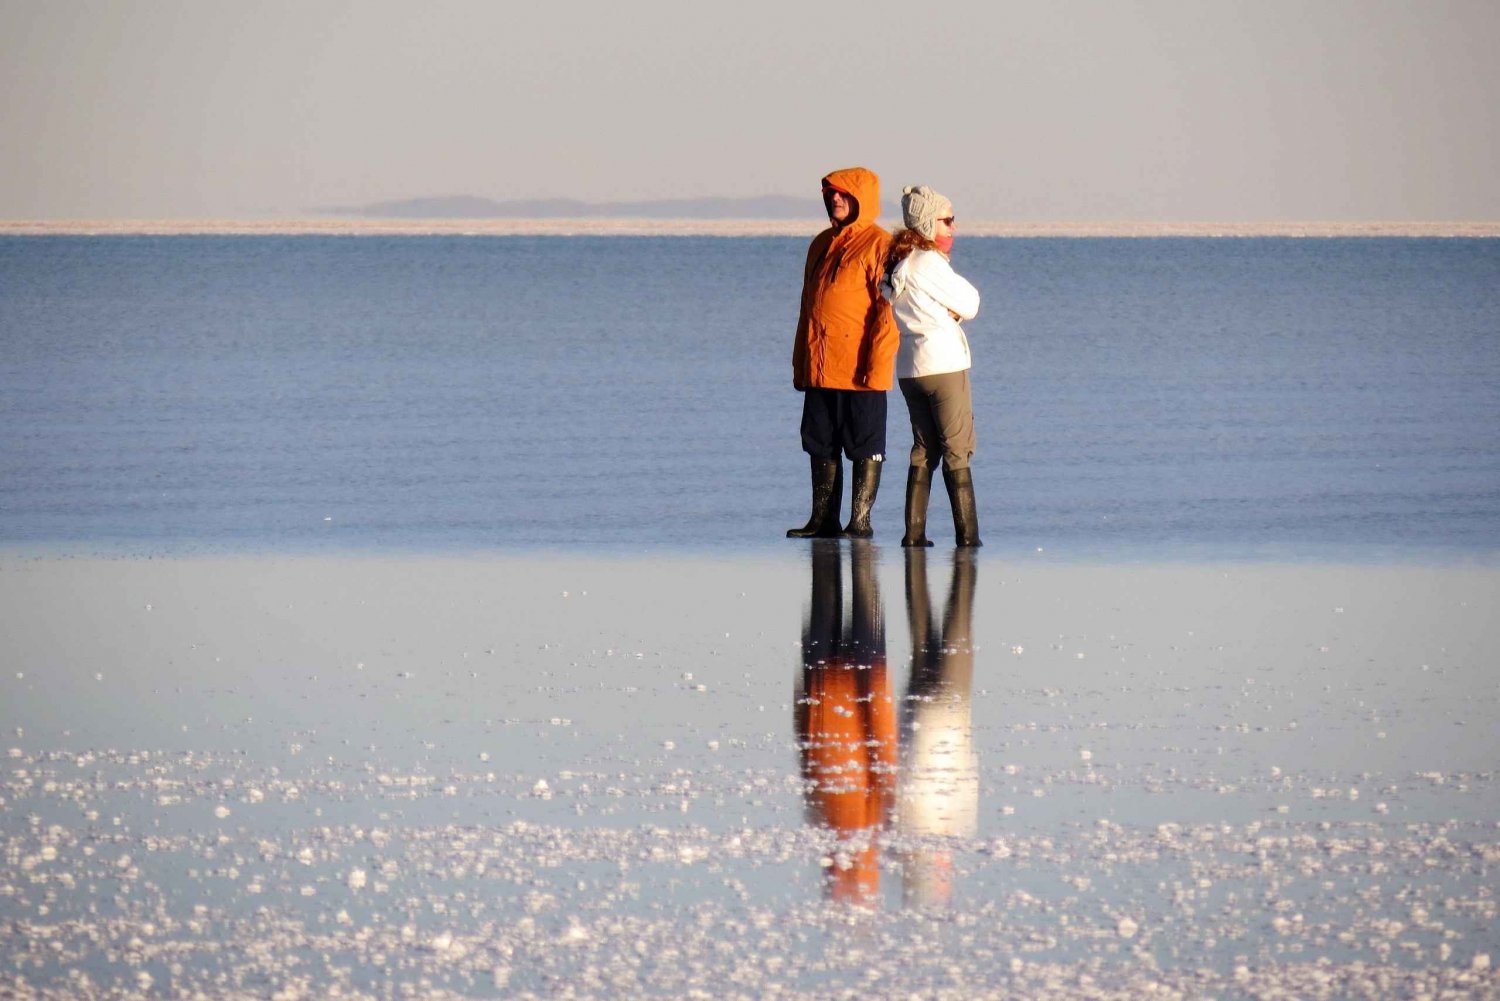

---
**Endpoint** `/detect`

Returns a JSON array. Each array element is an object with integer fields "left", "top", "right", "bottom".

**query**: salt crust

[{"left": 5, "top": 800, "right": 1498, "bottom": 993}]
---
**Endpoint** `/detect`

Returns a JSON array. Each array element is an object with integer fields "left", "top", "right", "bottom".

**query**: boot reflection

[
  {"left": 896, "top": 548, "right": 979, "bottom": 911},
  {"left": 795, "top": 540, "right": 896, "bottom": 907}
]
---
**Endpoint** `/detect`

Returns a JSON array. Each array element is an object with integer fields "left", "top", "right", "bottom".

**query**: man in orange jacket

[{"left": 788, "top": 167, "right": 899, "bottom": 539}]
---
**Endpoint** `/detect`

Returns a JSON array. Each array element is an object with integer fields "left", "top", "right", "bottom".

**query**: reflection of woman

[
  {"left": 897, "top": 548, "right": 979, "bottom": 910},
  {"left": 880, "top": 185, "right": 983, "bottom": 547},
  {"left": 795, "top": 540, "right": 897, "bottom": 906}
]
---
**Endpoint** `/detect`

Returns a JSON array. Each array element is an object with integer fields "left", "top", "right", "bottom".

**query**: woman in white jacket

[{"left": 880, "top": 185, "right": 983, "bottom": 546}]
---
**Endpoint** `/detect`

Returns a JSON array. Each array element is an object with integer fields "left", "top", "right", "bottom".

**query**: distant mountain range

[{"left": 322, "top": 194, "right": 815, "bottom": 220}]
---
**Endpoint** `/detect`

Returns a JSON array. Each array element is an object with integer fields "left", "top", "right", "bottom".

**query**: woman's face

[{"left": 934, "top": 215, "right": 955, "bottom": 240}]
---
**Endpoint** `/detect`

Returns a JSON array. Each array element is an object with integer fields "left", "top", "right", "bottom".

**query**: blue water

[{"left": 3, "top": 235, "right": 1498, "bottom": 560}]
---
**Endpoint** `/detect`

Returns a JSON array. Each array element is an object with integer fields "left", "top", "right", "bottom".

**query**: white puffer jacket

[{"left": 880, "top": 248, "right": 982, "bottom": 379}]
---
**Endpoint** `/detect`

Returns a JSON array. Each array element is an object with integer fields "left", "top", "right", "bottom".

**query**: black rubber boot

[
  {"left": 787, "top": 458, "right": 844, "bottom": 538},
  {"left": 943, "top": 466, "right": 983, "bottom": 547},
  {"left": 900, "top": 465, "right": 935, "bottom": 547},
  {"left": 841, "top": 457, "right": 883, "bottom": 539}
]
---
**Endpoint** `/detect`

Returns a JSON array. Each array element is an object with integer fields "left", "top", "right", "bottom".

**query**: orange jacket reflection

[{"left": 795, "top": 542, "right": 897, "bottom": 904}]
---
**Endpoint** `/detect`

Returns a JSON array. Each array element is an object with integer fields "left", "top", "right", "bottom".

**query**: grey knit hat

[{"left": 901, "top": 185, "right": 954, "bottom": 240}]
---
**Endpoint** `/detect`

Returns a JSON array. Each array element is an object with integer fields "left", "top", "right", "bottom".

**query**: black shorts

[{"left": 799, "top": 388, "right": 887, "bottom": 461}]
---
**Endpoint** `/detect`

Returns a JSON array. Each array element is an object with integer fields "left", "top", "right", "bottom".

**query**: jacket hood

[{"left": 821, "top": 166, "right": 881, "bottom": 229}]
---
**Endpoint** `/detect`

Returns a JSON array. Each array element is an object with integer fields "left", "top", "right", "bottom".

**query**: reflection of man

[
  {"left": 788, "top": 167, "right": 899, "bottom": 540},
  {"left": 896, "top": 548, "right": 979, "bottom": 910},
  {"left": 795, "top": 540, "right": 897, "bottom": 905}
]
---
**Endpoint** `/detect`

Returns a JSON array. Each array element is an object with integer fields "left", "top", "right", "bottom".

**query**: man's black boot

[
  {"left": 943, "top": 466, "right": 983, "bottom": 547},
  {"left": 841, "top": 457, "right": 883, "bottom": 539},
  {"left": 787, "top": 458, "right": 844, "bottom": 538},
  {"left": 901, "top": 465, "right": 935, "bottom": 547}
]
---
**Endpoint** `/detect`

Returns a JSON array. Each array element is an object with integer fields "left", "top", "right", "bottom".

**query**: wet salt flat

[{"left": 3, "top": 548, "right": 1497, "bottom": 999}]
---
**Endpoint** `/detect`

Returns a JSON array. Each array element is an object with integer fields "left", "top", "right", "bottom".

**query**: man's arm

[
  {"left": 855, "top": 252, "right": 899, "bottom": 389},
  {"left": 792, "top": 238, "right": 824, "bottom": 390}
]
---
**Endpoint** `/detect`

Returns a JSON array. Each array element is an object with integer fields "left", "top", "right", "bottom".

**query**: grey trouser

[{"left": 899, "top": 370, "right": 976, "bottom": 471}]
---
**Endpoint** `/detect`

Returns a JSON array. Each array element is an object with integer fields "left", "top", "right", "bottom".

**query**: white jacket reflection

[{"left": 896, "top": 549, "right": 979, "bottom": 910}]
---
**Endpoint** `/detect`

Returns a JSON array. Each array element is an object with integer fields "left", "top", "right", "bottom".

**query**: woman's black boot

[
  {"left": 943, "top": 466, "right": 983, "bottom": 547},
  {"left": 787, "top": 458, "right": 844, "bottom": 538},
  {"left": 901, "top": 465, "right": 935, "bottom": 547}
]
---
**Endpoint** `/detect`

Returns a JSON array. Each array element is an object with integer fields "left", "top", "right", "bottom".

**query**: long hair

[{"left": 884, "top": 227, "right": 937, "bottom": 280}]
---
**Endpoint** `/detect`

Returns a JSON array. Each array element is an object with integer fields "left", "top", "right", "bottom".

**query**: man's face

[{"left": 827, "top": 189, "right": 853, "bottom": 223}]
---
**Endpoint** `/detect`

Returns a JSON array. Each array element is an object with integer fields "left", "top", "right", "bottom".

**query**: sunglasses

[{"left": 939, "top": 216, "right": 955, "bottom": 226}]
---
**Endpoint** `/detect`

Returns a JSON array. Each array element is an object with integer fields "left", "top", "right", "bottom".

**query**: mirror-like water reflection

[
  {"left": 796, "top": 541, "right": 896, "bottom": 905},
  {"left": 896, "top": 548, "right": 979, "bottom": 911},
  {"left": 4, "top": 552, "right": 1499, "bottom": 998},
  {"left": 795, "top": 542, "right": 982, "bottom": 911}
]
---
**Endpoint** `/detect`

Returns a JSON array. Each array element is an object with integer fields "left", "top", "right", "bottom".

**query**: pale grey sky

[{"left": 2, "top": 0, "right": 1497, "bottom": 220}]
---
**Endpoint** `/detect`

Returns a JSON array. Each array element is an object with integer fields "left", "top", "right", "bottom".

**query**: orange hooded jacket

[{"left": 792, "top": 167, "right": 899, "bottom": 392}]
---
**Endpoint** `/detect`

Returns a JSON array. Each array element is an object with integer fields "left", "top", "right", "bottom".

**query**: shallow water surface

[{"left": 3, "top": 236, "right": 1498, "bottom": 560}]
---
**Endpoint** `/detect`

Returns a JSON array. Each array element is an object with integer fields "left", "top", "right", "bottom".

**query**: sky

[{"left": 2, "top": 0, "right": 1497, "bottom": 221}]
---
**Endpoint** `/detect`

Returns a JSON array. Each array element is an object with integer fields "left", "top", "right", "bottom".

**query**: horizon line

[{"left": 4, "top": 218, "right": 1499, "bottom": 238}]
